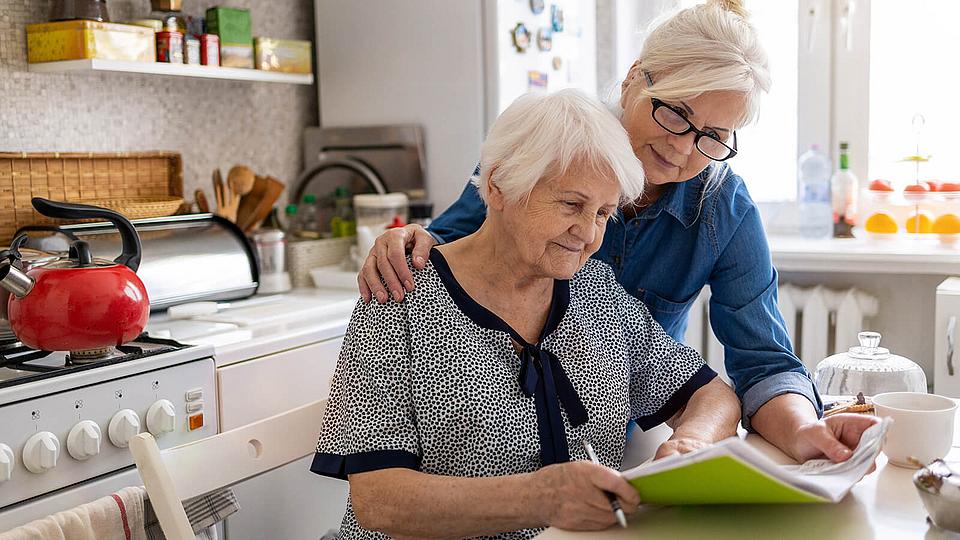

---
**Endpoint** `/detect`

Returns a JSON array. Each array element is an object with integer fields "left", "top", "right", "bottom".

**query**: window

[{"left": 868, "top": 1, "right": 960, "bottom": 186}]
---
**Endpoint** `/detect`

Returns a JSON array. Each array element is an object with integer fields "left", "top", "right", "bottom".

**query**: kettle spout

[{"left": 0, "top": 261, "right": 34, "bottom": 298}]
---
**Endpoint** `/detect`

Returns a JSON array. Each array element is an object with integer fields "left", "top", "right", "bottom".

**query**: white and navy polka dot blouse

[{"left": 311, "top": 249, "right": 715, "bottom": 539}]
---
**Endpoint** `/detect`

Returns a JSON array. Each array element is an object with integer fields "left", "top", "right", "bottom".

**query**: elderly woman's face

[
  {"left": 498, "top": 162, "right": 620, "bottom": 280},
  {"left": 620, "top": 89, "right": 746, "bottom": 186}
]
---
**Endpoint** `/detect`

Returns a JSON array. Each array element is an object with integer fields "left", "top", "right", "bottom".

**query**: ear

[
  {"left": 620, "top": 60, "right": 643, "bottom": 109},
  {"left": 484, "top": 165, "right": 507, "bottom": 212}
]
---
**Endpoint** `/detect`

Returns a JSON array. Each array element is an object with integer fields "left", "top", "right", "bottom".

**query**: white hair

[
  {"left": 474, "top": 89, "right": 644, "bottom": 206},
  {"left": 632, "top": 0, "right": 771, "bottom": 127}
]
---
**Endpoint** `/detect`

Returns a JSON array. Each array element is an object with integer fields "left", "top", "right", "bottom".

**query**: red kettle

[{"left": 0, "top": 198, "right": 149, "bottom": 353}]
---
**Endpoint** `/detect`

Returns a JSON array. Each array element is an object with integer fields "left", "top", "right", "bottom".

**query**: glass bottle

[{"left": 831, "top": 141, "right": 858, "bottom": 238}]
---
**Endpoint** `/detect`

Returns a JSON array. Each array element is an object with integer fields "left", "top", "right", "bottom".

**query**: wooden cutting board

[{"left": 236, "top": 175, "right": 285, "bottom": 233}]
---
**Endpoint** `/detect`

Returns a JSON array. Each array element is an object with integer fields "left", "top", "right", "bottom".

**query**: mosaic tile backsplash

[{"left": 0, "top": 0, "right": 317, "bottom": 206}]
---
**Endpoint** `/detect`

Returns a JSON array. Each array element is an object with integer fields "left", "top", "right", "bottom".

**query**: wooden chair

[{"left": 130, "top": 400, "right": 327, "bottom": 540}]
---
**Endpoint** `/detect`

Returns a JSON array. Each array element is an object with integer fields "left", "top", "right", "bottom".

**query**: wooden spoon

[{"left": 224, "top": 165, "right": 256, "bottom": 222}]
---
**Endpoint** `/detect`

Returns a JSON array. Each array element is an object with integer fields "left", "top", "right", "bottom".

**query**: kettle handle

[{"left": 31, "top": 198, "right": 142, "bottom": 272}]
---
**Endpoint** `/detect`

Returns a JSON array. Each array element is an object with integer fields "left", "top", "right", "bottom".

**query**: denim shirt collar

[{"left": 630, "top": 168, "right": 711, "bottom": 229}]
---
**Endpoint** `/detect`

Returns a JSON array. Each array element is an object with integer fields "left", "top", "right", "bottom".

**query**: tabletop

[{"left": 538, "top": 404, "right": 960, "bottom": 540}]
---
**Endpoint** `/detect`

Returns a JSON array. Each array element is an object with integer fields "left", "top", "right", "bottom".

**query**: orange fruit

[
  {"left": 905, "top": 212, "right": 933, "bottom": 233},
  {"left": 941, "top": 182, "right": 960, "bottom": 193},
  {"left": 904, "top": 184, "right": 930, "bottom": 194},
  {"left": 864, "top": 212, "right": 898, "bottom": 234},
  {"left": 933, "top": 213, "right": 960, "bottom": 234}
]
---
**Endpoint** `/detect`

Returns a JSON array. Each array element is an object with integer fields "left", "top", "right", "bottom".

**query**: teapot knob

[{"left": 858, "top": 331, "right": 881, "bottom": 349}]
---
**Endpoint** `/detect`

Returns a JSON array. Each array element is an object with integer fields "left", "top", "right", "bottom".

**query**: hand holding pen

[{"left": 582, "top": 439, "right": 629, "bottom": 528}]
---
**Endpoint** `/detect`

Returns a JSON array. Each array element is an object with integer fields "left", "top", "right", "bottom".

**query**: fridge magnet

[
  {"left": 530, "top": 0, "right": 545, "bottom": 15},
  {"left": 511, "top": 22, "right": 531, "bottom": 52},
  {"left": 552, "top": 56, "right": 563, "bottom": 70},
  {"left": 528, "top": 70, "right": 548, "bottom": 90},
  {"left": 537, "top": 28, "right": 553, "bottom": 51},
  {"left": 551, "top": 4, "right": 564, "bottom": 32}
]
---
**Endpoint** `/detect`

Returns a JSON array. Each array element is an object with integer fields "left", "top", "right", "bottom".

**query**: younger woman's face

[{"left": 620, "top": 75, "right": 747, "bottom": 186}]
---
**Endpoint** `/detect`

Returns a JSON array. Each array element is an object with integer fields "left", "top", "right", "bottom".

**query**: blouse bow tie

[{"left": 519, "top": 344, "right": 589, "bottom": 465}]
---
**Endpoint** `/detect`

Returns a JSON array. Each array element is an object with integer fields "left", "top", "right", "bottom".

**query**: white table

[{"left": 539, "top": 406, "right": 960, "bottom": 540}]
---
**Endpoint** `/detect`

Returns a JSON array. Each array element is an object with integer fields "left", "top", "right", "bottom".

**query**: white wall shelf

[
  {"left": 770, "top": 235, "right": 960, "bottom": 275},
  {"left": 28, "top": 59, "right": 314, "bottom": 85}
]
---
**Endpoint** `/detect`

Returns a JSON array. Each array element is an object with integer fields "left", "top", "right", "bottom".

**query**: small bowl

[{"left": 913, "top": 463, "right": 960, "bottom": 533}]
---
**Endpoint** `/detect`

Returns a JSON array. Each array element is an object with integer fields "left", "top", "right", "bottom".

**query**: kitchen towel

[
  {"left": 143, "top": 488, "right": 240, "bottom": 540},
  {"left": 0, "top": 486, "right": 147, "bottom": 540}
]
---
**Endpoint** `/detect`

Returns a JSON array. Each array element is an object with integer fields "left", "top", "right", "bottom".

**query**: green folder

[
  {"left": 627, "top": 455, "right": 826, "bottom": 504},
  {"left": 620, "top": 419, "right": 889, "bottom": 505}
]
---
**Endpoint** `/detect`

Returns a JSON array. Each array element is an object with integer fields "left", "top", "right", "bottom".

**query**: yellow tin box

[
  {"left": 254, "top": 37, "right": 312, "bottom": 74},
  {"left": 27, "top": 20, "right": 156, "bottom": 63}
]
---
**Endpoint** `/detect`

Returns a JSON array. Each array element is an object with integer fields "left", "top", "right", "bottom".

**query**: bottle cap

[
  {"left": 285, "top": 204, "right": 297, "bottom": 215},
  {"left": 303, "top": 194, "right": 317, "bottom": 204},
  {"left": 386, "top": 216, "right": 406, "bottom": 229}
]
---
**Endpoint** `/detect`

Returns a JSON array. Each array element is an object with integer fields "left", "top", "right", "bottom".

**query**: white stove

[{"left": 0, "top": 337, "right": 218, "bottom": 531}]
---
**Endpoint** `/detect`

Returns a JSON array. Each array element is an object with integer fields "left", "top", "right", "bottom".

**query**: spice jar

[{"left": 156, "top": 31, "right": 183, "bottom": 63}]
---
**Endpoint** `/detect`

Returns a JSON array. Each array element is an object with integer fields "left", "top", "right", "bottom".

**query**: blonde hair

[
  {"left": 475, "top": 89, "right": 644, "bottom": 206},
  {"left": 633, "top": 0, "right": 770, "bottom": 127}
]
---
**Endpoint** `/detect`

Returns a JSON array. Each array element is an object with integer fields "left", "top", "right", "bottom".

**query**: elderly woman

[
  {"left": 359, "top": 0, "right": 878, "bottom": 464},
  {"left": 311, "top": 90, "right": 740, "bottom": 538}
]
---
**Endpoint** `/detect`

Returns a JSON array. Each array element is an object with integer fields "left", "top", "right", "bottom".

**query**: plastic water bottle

[{"left": 798, "top": 145, "right": 833, "bottom": 239}]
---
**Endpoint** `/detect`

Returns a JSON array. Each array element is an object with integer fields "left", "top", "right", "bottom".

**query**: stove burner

[
  {"left": 68, "top": 347, "right": 122, "bottom": 364},
  {"left": 0, "top": 335, "right": 191, "bottom": 390}
]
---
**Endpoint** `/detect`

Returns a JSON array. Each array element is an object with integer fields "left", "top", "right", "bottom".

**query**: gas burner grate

[{"left": 0, "top": 335, "right": 192, "bottom": 390}]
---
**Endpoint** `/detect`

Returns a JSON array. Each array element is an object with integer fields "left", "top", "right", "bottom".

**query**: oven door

[{"left": 0, "top": 467, "right": 141, "bottom": 532}]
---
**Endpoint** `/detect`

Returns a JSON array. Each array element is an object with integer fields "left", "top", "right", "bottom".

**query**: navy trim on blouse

[
  {"left": 634, "top": 364, "right": 717, "bottom": 430},
  {"left": 310, "top": 449, "right": 421, "bottom": 481},
  {"left": 429, "top": 248, "right": 589, "bottom": 466}
]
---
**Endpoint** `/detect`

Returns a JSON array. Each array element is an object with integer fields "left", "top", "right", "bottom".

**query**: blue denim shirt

[{"left": 428, "top": 165, "right": 823, "bottom": 430}]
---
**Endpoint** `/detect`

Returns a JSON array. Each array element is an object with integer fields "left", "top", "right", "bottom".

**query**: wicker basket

[
  {"left": 0, "top": 151, "right": 184, "bottom": 244},
  {"left": 286, "top": 236, "right": 355, "bottom": 288},
  {"left": 79, "top": 196, "right": 184, "bottom": 220}
]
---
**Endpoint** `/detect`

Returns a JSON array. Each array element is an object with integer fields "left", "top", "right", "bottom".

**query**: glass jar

[
  {"left": 353, "top": 193, "right": 409, "bottom": 261},
  {"left": 813, "top": 331, "right": 927, "bottom": 396}
]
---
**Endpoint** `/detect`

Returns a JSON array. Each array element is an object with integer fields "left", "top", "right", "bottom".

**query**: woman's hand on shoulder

[
  {"left": 532, "top": 460, "right": 640, "bottom": 530},
  {"left": 358, "top": 224, "right": 437, "bottom": 304}
]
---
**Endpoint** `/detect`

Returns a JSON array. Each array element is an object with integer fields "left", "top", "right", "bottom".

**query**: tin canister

[
  {"left": 200, "top": 33, "right": 219, "bottom": 66},
  {"left": 156, "top": 30, "right": 183, "bottom": 63}
]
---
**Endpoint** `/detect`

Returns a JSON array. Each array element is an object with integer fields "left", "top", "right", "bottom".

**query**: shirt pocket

[{"left": 639, "top": 289, "right": 699, "bottom": 315}]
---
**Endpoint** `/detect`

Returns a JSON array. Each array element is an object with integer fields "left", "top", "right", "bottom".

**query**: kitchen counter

[
  {"left": 769, "top": 235, "right": 960, "bottom": 275},
  {"left": 147, "top": 288, "right": 358, "bottom": 367},
  {"left": 537, "top": 403, "right": 960, "bottom": 540}
]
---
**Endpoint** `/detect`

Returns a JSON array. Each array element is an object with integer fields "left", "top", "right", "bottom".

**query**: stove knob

[
  {"left": 0, "top": 444, "right": 14, "bottom": 482},
  {"left": 67, "top": 421, "right": 102, "bottom": 460},
  {"left": 108, "top": 409, "right": 141, "bottom": 448},
  {"left": 22, "top": 432, "right": 60, "bottom": 474},
  {"left": 146, "top": 399, "right": 177, "bottom": 437}
]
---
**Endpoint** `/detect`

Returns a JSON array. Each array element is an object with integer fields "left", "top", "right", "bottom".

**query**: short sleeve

[
  {"left": 310, "top": 297, "right": 420, "bottom": 480},
  {"left": 602, "top": 265, "right": 717, "bottom": 430}
]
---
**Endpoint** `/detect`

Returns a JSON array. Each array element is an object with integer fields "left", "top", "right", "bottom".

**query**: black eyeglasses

[{"left": 650, "top": 98, "right": 738, "bottom": 161}]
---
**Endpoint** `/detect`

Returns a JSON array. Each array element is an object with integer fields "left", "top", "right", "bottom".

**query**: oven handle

[{"left": 947, "top": 315, "right": 956, "bottom": 377}]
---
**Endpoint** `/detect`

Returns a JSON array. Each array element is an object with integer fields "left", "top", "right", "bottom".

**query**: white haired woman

[
  {"left": 358, "top": 0, "right": 878, "bottom": 464},
  {"left": 311, "top": 90, "right": 740, "bottom": 538}
]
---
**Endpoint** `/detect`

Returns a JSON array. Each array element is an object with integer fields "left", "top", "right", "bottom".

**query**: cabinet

[{"left": 217, "top": 336, "right": 347, "bottom": 539}]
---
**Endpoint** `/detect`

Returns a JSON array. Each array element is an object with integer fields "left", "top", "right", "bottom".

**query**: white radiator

[{"left": 685, "top": 285, "right": 879, "bottom": 377}]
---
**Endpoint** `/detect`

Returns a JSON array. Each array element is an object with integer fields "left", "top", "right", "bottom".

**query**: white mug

[{"left": 872, "top": 392, "right": 957, "bottom": 468}]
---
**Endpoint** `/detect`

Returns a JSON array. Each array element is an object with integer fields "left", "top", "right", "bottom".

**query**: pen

[{"left": 581, "top": 439, "right": 628, "bottom": 529}]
